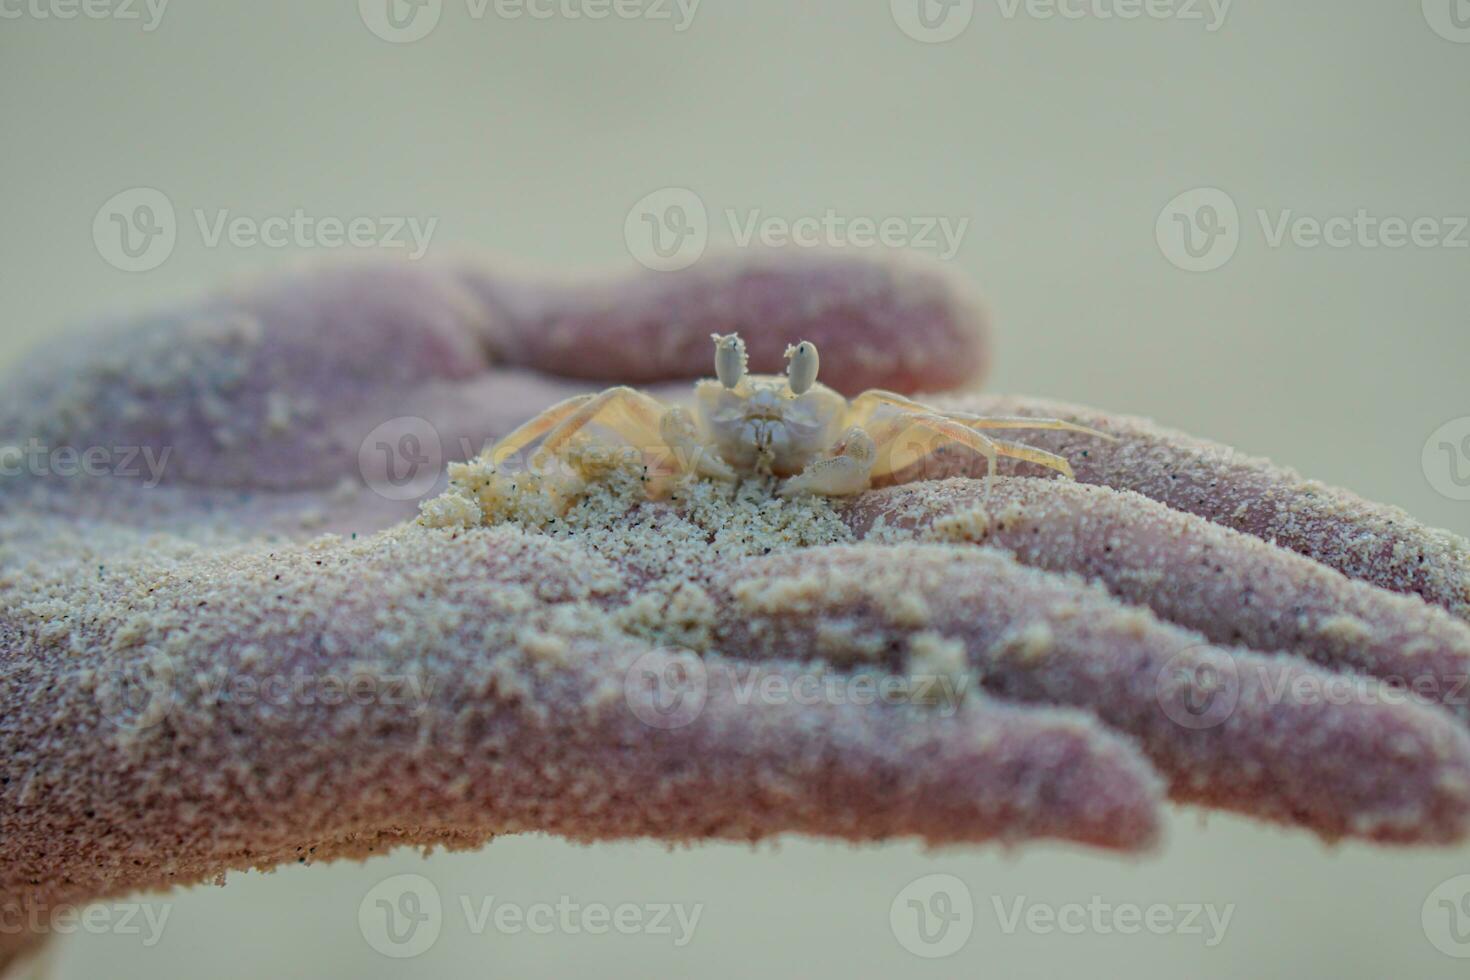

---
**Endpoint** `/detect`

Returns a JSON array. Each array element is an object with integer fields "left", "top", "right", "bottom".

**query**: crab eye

[
  {"left": 784, "top": 341, "right": 819, "bottom": 395},
  {"left": 712, "top": 332, "right": 747, "bottom": 389}
]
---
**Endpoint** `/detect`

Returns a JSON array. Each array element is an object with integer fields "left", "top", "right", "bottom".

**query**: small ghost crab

[{"left": 487, "top": 333, "right": 1110, "bottom": 502}]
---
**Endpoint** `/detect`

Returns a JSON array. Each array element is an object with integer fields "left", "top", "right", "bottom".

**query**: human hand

[{"left": 3, "top": 253, "right": 1469, "bottom": 966}]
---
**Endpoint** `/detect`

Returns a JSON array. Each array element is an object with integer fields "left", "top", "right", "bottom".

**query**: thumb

[{"left": 456, "top": 249, "right": 990, "bottom": 394}]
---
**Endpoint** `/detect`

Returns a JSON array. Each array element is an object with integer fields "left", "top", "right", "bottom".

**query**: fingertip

[{"left": 921, "top": 703, "right": 1165, "bottom": 852}]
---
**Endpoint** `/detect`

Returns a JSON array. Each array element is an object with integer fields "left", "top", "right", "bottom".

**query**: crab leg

[
  {"left": 489, "top": 387, "right": 678, "bottom": 497},
  {"left": 944, "top": 411, "right": 1115, "bottom": 441},
  {"left": 850, "top": 391, "right": 1110, "bottom": 448},
  {"left": 494, "top": 386, "right": 730, "bottom": 495},
  {"left": 867, "top": 413, "right": 1079, "bottom": 492},
  {"left": 867, "top": 413, "right": 998, "bottom": 483},
  {"left": 539, "top": 386, "right": 669, "bottom": 452},
  {"left": 846, "top": 389, "right": 932, "bottom": 426},
  {"left": 489, "top": 392, "right": 597, "bottom": 465},
  {"left": 986, "top": 438, "right": 1076, "bottom": 480}
]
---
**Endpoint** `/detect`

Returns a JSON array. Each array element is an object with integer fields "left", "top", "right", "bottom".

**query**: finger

[
  {"left": 707, "top": 544, "right": 1470, "bottom": 845},
  {"left": 617, "top": 652, "right": 1162, "bottom": 851},
  {"left": 917, "top": 393, "right": 1470, "bottom": 622},
  {"left": 846, "top": 478, "right": 1470, "bottom": 725},
  {"left": 455, "top": 250, "right": 990, "bottom": 395},
  {"left": 0, "top": 938, "right": 46, "bottom": 977},
  {"left": 0, "top": 522, "right": 1161, "bottom": 919}
]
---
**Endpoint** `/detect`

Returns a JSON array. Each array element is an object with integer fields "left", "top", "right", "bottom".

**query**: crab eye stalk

[
  {"left": 784, "top": 341, "right": 820, "bottom": 395},
  {"left": 712, "top": 332, "right": 747, "bottom": 389}
]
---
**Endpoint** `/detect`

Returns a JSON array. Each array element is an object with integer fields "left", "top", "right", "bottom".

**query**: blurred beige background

[{"left": 2, "top": 1, "right": 1468, "bottom": 976}]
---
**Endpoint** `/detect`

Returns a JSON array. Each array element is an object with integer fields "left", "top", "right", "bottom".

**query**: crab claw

[
  {"left": 780, "top": 427, "right": 876, "bottom": 498},
  {"left": 660, "top": 407, "right": 737, "bottom": 482}
]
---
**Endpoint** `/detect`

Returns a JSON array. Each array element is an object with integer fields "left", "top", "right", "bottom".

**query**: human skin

[{"left": 2, "top": 253, "right": 1470, "bottom": 966}]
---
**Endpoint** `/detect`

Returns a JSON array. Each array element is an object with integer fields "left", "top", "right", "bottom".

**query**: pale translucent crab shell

[{"left": 691, "top": 374, "right": 848, "bottom": 478}]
